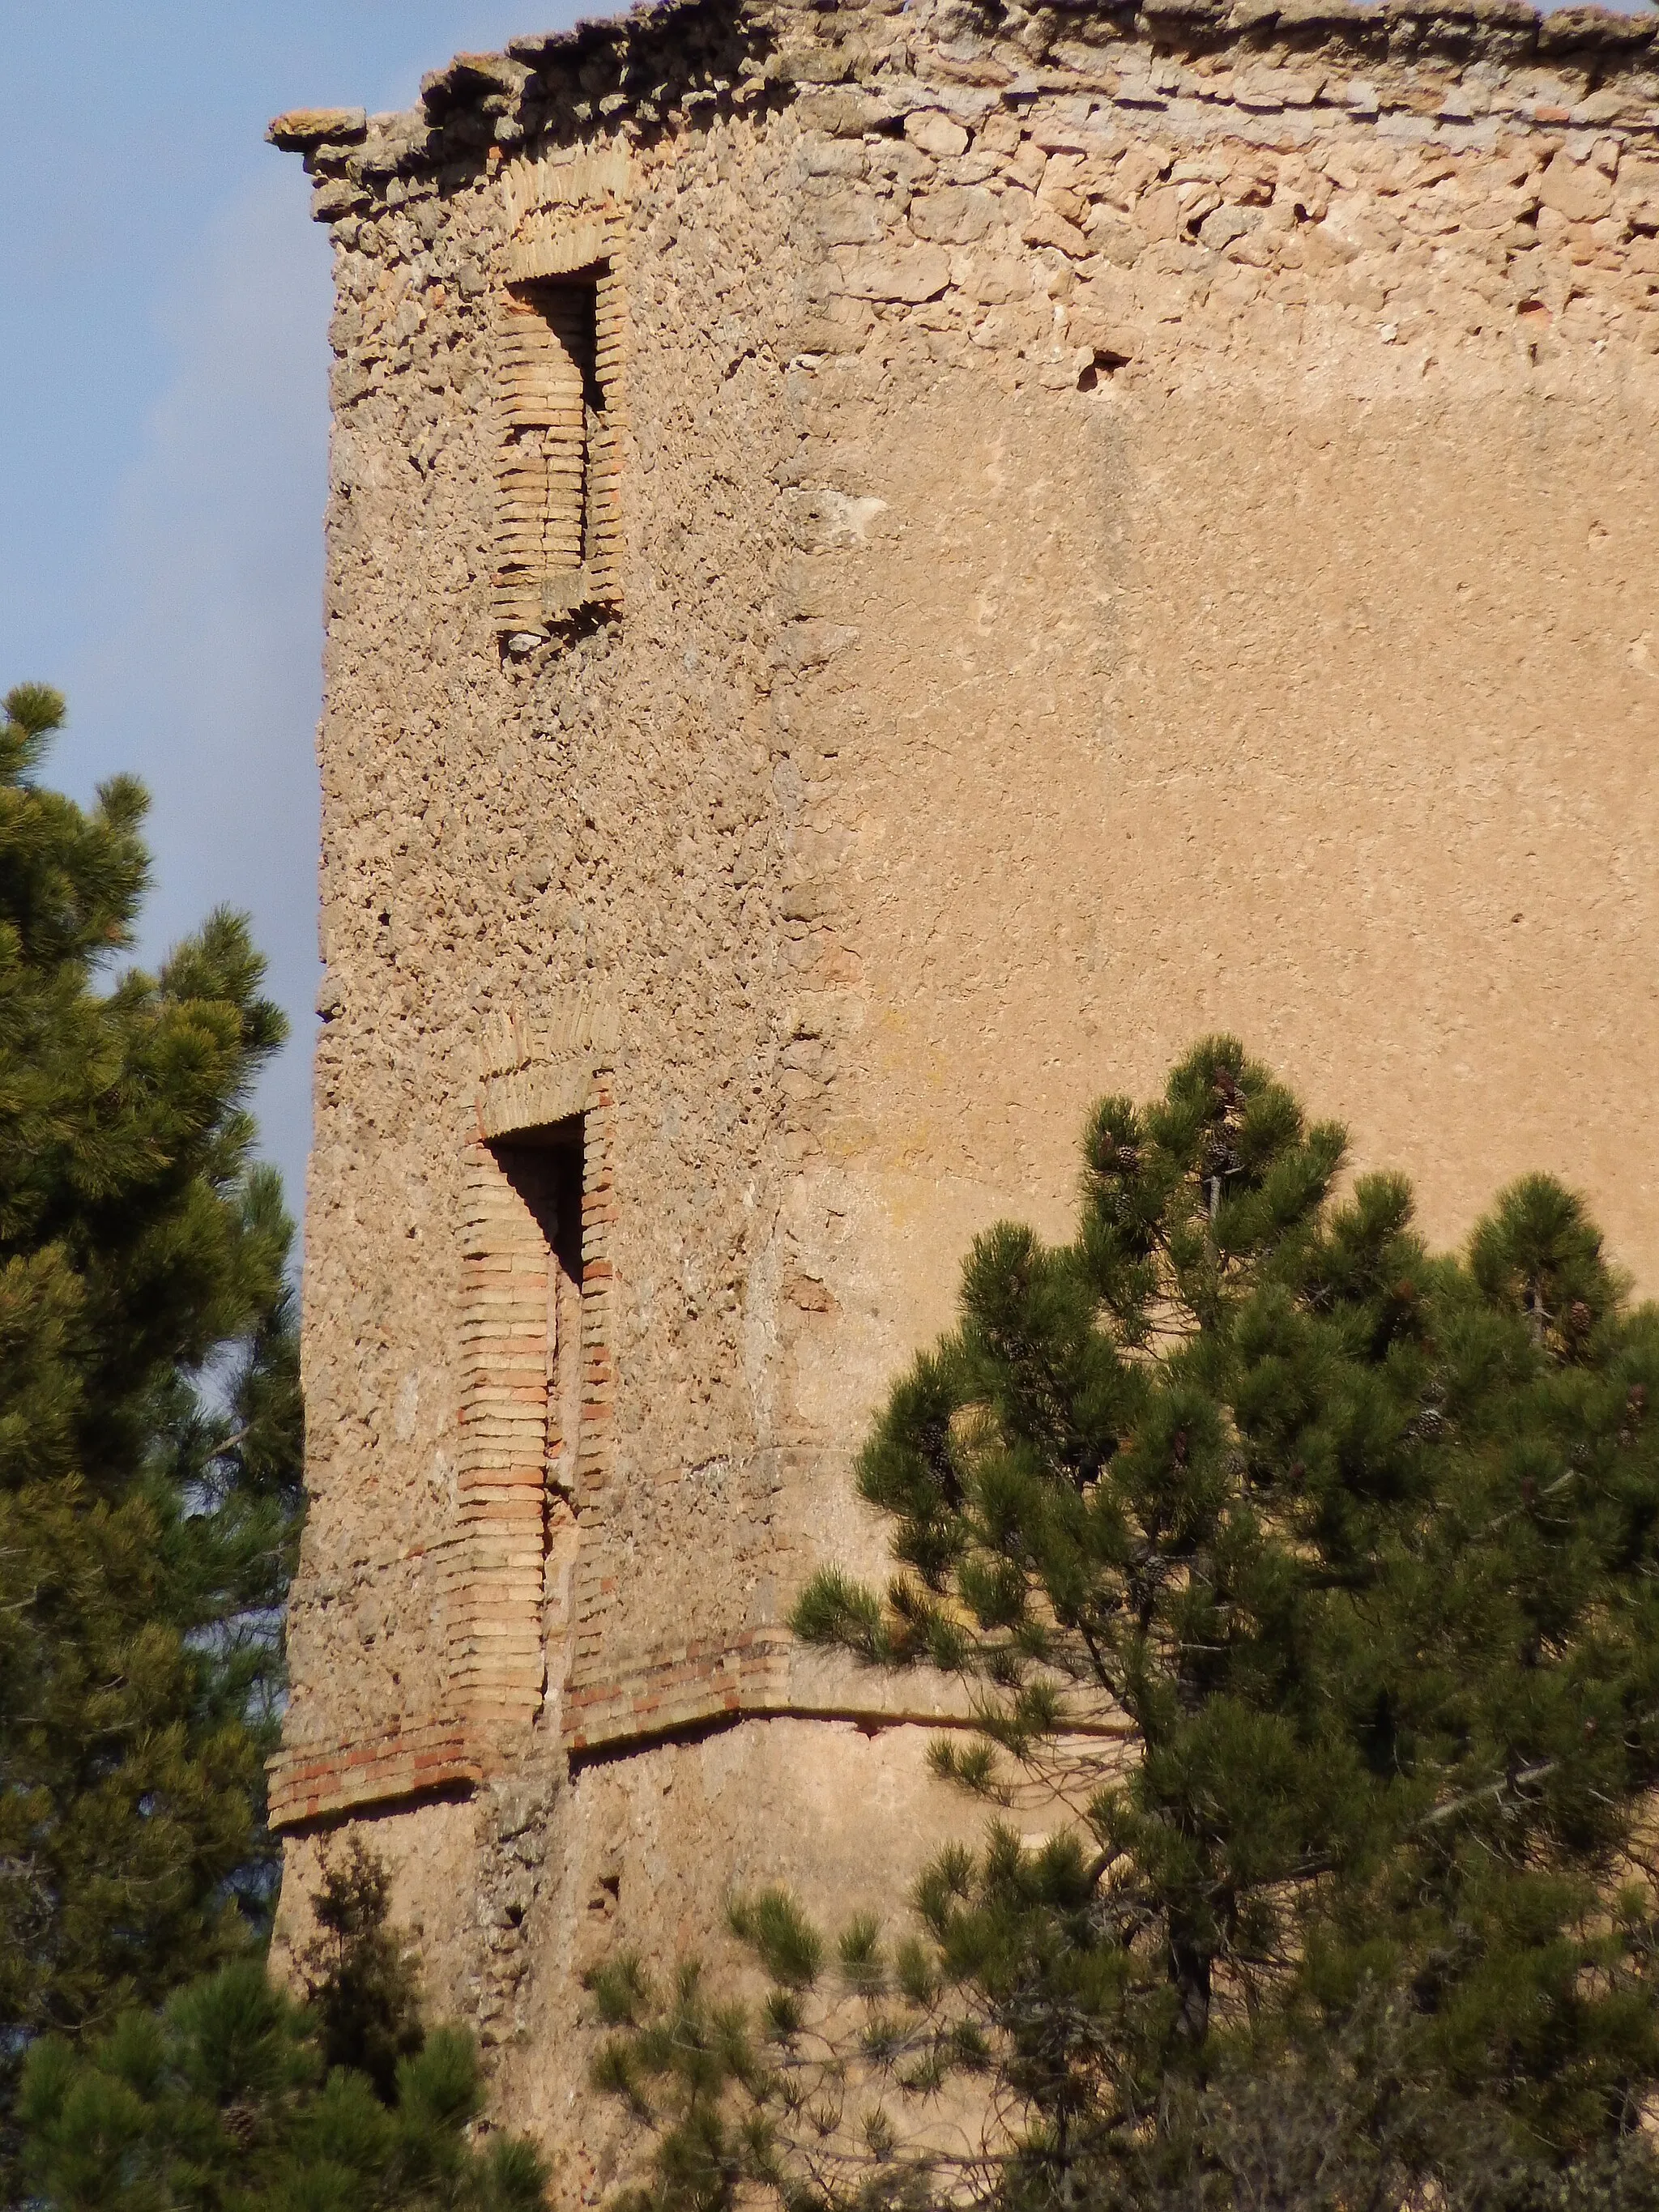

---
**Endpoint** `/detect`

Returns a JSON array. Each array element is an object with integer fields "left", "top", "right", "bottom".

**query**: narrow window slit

[
  {"left": 489, "top": 1118, "right": 585, "bottom": 1526},
  {"left": 495, "top": 272, "right": 609, "bottom": 629},
  {"left": 454, "top": 1118, "right": 585, "bottom": 1736}
]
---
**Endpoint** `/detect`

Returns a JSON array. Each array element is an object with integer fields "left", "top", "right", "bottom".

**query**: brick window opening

[
  {"left": 269, "top": 1064, "right": 613, "bottom": 1822},
  {"left": 493, "top": 1122, "right": 585, "bottom": 1513},
  {"left": 452, "top": 1117, "right": 586, "bottom": 1740},
  {"left": 494, "top": 269, "right": 622, "bottom": 630}
]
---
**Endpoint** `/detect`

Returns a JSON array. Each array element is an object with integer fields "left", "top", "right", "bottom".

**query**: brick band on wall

[{"left": 267, "top": 1719, "right": 480, "bottom": 1833}]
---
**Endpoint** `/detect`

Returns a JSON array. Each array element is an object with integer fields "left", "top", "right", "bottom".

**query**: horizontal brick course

[{"left": 267, "top": 1719, "right": 481, "bottom": 1831}]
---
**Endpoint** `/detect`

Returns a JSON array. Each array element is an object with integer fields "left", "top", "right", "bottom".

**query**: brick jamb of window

[
  {"left": 449, "top": 1076, "right": 615, "bottom": 1762},
  {"left": 493, "top": 215, "right": 626, "bottom": 633}
]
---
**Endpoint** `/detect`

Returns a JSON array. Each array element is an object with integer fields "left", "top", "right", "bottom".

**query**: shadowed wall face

[{"left": 268, "top": 0, "right": 1659, "bottom": 2186}]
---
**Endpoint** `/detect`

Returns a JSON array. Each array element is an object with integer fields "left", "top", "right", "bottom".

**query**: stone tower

[{"left": 268, "top": 0, "right": 1659, "bottom": 2190}]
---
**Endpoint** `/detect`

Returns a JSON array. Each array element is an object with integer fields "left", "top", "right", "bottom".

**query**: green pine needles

[
  {"left": 0, "top": 686, "right": 550, "bottom": 2209},
  {"left": 19, "top": 1848, "right": 548, "bottom": 2212},
  {"left": 593, "top": 1039, "right": 1659, "bottom": 2212},
  {"left": 296, "top": 1843, "right": 429, "bottom": 2106},
  {"left": 0, "top": 685, "right": 304, "bottom": 2169}
]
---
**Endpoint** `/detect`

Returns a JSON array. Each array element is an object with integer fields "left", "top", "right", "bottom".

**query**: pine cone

[{"left": 221, "top": 2099, "right": 259, "bottom": 2150}]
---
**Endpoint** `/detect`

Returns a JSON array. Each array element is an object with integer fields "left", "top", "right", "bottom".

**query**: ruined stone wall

[{"left": 269, "top": 0, "right": 1659, "bottom": 2193}]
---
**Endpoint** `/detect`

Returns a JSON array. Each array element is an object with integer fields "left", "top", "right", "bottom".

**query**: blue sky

[{"left": 0, "top": 4, "right": 582, "bottom": 1213}]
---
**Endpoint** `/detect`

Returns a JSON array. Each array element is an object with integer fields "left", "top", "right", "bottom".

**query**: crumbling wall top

[{"left": 269, "top": 0, "right": 1659, "bottom": 226}]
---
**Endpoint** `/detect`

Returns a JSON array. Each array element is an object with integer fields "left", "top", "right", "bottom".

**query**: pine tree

[
  {"left": 19, "top": 1848, "right": 548, "bottom": 2210},
  {"left": 298, "top": 1839, "right": 428, "bottom": 2103},
  {"left": 591, "top": 1040, "right": 1659, "bottom": 2212},
  {"left": 0, "top": 685, "right": 304, "bottom": 2166}
]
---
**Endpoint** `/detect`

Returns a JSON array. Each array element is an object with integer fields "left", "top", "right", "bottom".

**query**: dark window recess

[{"left": 489, "top": 1118, "right": 585, "bottom": 1513}]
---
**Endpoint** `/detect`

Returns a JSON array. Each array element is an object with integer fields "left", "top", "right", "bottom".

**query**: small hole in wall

[
  {"left": 588, "top": 1870, "right": 621, "bottom": 1917},
  {"left": 1077, "top": 348, "right": 1129, "bottom": 392}
]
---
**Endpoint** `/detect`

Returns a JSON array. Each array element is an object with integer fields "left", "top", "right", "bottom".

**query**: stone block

[
  {"left": 267, "top": 105, "right": 367, "bottom": 150},
  {"left": 904, "top": 109, "right": 971, "bottom": 158},
  {"left": 834, "top": 242, "right": 952, "bottom": 300}
]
